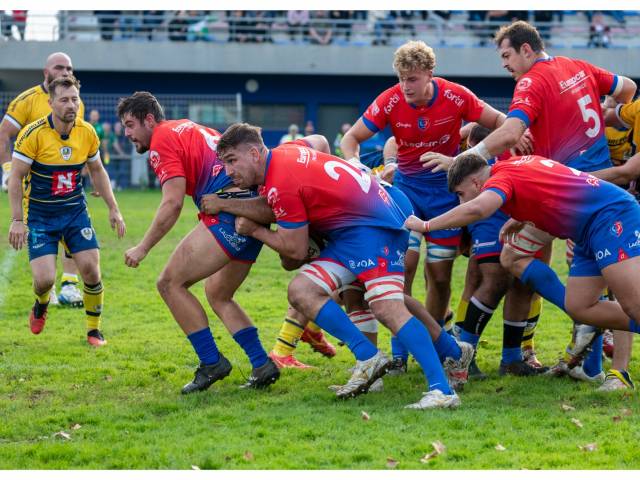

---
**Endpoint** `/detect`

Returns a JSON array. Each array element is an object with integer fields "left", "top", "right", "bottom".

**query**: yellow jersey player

[
  {"left": 7, "top": 75, "right": 126, "bottom": 346},
  {"left": 0, "top": 52, "right": 87, "bottom": 308}
]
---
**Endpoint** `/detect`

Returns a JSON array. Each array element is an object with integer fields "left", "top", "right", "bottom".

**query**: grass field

[{"left": 0, "top": 190, "right": 638, "bottom": 469}]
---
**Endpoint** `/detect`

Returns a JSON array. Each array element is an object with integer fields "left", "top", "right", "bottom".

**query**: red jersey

[
  {"left": 483, "top": 155, "right": 631, "bottom": 242},
  {"left": 362, "top": 78, "right": 485, "bottom": 176},
  {"left": 148, "top": 120, "right": 231, "bottom": 208},
  {"left": 508, "top": 56, "right": 618, "bottom": 171},
  {"left": 261, "top": 143, "right": 406, "bottom": 234}
]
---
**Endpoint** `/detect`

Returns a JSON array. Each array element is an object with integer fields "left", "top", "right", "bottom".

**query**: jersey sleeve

[
  {"left": 582, "top": 60, "right": 617, "bottom": 96},
  {"left": 506, "top": 75, "right": 543, "bottom": 128},
  {"left": 271, "top": 184, "right": 309, "bottom": 229},
  {"left": 459, "top": 85, "right": 486, "bottom": 122},
  {"left": 4, "top": 94, "right": 31, "bottom": 130},
  {"left": 361, "top": 88, "right": 393, "bottom": 133},
  {"left": 149, "top": 130, "right": 186, "bottom": 185},
  {"left": 482, "top": 170, "right": 512, "bottom": 204},
  {"left": 616, "top": 99, "right": 640, "bottom": 129},
  {"left": 12, "top": 125, "right": 38, "bottom": 165},
  {"left": 87, "top": 126, "right": 101, "bottom": 162}
]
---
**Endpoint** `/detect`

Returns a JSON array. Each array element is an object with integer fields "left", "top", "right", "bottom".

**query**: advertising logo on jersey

[
  {"left": 586, "top": 175, "right": 600, "bottom": 187},
  {"left": 371, "top": 101, "right": 380, "bottom": 116},
  {"left": 610, "top": 220, "right": 623, "bottom": 237},
  {"left": 211, "top": 164, "right": 223, "bottom": 177},
  {"left": 559, "top": 70, "right": 587, "bottom": 92},
  {"left": 395, "top": 122, "right": 412, "bottom": 128},
  {"left": 59, "top": 146, "right": 72, "bottom": 161},
  {"left": 418, "top": 117, "right": 429, "bottom": 130},
  {"left": 267, "top": 187, "right": 279, "bottom": 205},
  {"left": 443, "top": 89, "right": 464, "bottom": 107},
  {"left": 149, "top": 150, "right": 161, "bottom": 169},
  {"left": 384, "top": 94, "right": 401, "bottom": 114},
  {"left": 516, "top": 78, "right": 533, "bottom": 91},
  {"left": 629, "top": 230, "right": 640, "bottom": 249}
]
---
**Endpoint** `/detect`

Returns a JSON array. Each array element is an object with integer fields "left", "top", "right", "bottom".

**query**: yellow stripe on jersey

[
  {"left": 3, "top": 83, "right": 86, "bottom": 129},
  {"left": 605, "top": 126, "right": 632, "bottom": 165},
  {"left": 617, "top": 99, "right": 640, "bottom": 158}
]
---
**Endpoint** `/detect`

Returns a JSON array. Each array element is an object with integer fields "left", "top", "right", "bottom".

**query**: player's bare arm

[
  {"left": 237, "top": 219, "right": 310, "bottom": 261},
  {"left": 0, "top": 120, "right": 20, "bottom": 167},
  {"left": 340, "top": 118, "right": 374, "bottom": 160},
  {"left": 86, "top": 158, "right": 126, "bottom": 238},
  {"left": 404, "top": 190, "right": 503, "bottom": 232},
  {"left": 592, "top": 151, "right": 640, "bottom": 185},
  {"left": 124, "top": 177, "right": 185, "bottom": 268},
  {"left": 200, "top": 195, "right": 275, "bottom": 224},
  {"left": 612, "top": 76, "right": 637, "bottom": 104},
  {"left": 7, "top": 159, "right": 30, "bottom": 250}
]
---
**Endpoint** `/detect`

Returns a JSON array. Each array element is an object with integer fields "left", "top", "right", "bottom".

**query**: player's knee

[
  {"left": 287, "top": 276, "right": 309, "bottom": 312},
  {"left": 369, "top": 300, "right": 406, "bottom": 332},
  {"left": 33, "top": 275, "right": 55, "bottom": 294},
  {"left": 156, "top": 270, "right": 174, "bottom": 298}
]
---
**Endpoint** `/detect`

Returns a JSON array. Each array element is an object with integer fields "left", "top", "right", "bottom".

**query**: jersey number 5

[
  {"left": 577, "top": 95, "right": 601, "bottom": 139},
  {"left": 324, "top": 161, "right": 371, "bottom": 193}
]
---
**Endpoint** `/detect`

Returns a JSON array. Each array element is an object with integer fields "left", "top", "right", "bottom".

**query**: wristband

[
  {"left": 423, "top": 220, "right": 431, "bottom": 233},
  {"left": 383, "top": 156, "right": 397, "bottom": 166},
  {"left": 11, "top": 218, "right": 23, "bottom": 223}
]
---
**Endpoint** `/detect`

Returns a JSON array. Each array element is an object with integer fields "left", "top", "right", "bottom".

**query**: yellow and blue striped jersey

[
  {"left": 605, "top": 126, "right": 632, "bottom": 165},
  {"left": 3, "top": 83, "right": 86, "bottom": 130},
  {"left": 13, "top": 114, "right": 100, "bottom": 215}
]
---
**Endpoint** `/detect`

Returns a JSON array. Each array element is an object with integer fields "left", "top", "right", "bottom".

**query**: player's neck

[
  {"left": 414, "top": 81, "right": 434, "bottom": 107},
  {"left": 51, "top": 114, "right": 74, "bottom": 137}
]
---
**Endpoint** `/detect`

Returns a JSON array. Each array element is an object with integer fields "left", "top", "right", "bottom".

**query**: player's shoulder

[
  {"left": 11, "top": 84, "right": 45, "bottom": 105},
  {"left": 75, "top": 118, "right": 99, "bottom": 134},
  {"left": 619, "top": 98, "right": 640, "bottom": 120},
  {"left": 15, "top": 116, "right": 49, "bottom": 149}
]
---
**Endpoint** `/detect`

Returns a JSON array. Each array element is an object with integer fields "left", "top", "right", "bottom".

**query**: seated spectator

[
  {"left": 279, "top": 124, "right": 303, "bottom": 144},
  {"left": 534, "top": 11, "right": 553, "bottom": 41},
  {"left": 371, "top": 10, "right": 394, "bottom": 46},
  {"left": 95, "top": 10, "right": 120, "bottom": 41},
  {"left": 287, "top": 10, "right": 309, "bottom": 42},
  {"left": 330, "top": 11, "right": 352, "bottom": 42},
  {"left": 588, "top": 12, "right": 611, "bottom": 48},
  {"left": 391, "top": 11, "right": 416, "bottom": 38},
  {"left": 141, "top": 10, "right": 164, "bottom": 40},
  {"left": 169, "top": 10, "right": 191, "bottom": 41},
  {"left": 252, "top": 11, "right": 273, "bottom": 43},
  {"left": 309, "top": 11, "right": 333, "bottom": 45}
]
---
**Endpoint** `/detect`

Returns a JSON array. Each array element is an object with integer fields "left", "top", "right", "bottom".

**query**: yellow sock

[
  {"left": 306, "top": 320, "right": 321, "bottom": 333},
  {"left": 84, "top": 281, "right": 104, "bottom": 331},
  {"left": 272, "top": 316, "right": 305, "bottom": 356},
  {"left": 456, "top": 298, "right": 469, "bottom": 328},
  {"left": 35, "top": 287, "right": 52, "bottom": 305},
  {"left": 2, "top": 162, "right": 11, "bottom": 175},
  {"left": 61, "top": 272, "right": 79, "bottom": 285},
  {"left": 522, "top": 297, "right": 543, "bottom": 350}
]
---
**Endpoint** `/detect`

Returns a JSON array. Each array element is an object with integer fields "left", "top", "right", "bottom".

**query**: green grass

[{"left": 0, "top": 190, "right": 638, "bottom": 469}]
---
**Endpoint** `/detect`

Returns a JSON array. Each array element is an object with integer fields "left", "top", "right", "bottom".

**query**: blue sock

[
  {"left": 459, "top": 328, "right": 480, "bottom": 349},
  {"left": 501, "top": 347, "right": 522, "bottom": 364},
  {"left": 390, "top": 335, "right": 409, "bottom": 361},
  {"left": 629, "top": 319, "right": 640, "bottom": 333},
  {"left": 397, "top": 318, "right": 452, "bottom": 394},
  {"left": 232, "top": 326, "right": 268, "bottom": 369},
  {"left": 187, "top": 327, "right": 220, "bottom": 365},
  {"left": 433, "top": 328, "right": 462, "bottom": 362},
  {"left": 314, "top": 300, "right": 377, "bottom": 361},
  {"left": 583, "top": 333, "right": 603, "bottom": 377},
  {"left": 520, "top": 259, "right": 566, "bottom": 311}
]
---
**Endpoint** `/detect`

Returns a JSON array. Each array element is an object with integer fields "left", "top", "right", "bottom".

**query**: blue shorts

[
  {"left": 323, "top": 225, "right": 409, "bottom": 280},
  {"left": 394, "top": 170, "right": 461, "bottom": 247},
  {"left": 199, "top": 211, "right": 263, "bottom": 263},
  {"left": 27, "top": 208, "right": 99, "bottom": 261},
  {"left": 570, "top": 202, "right": 640, "bottom": 277},
  {"left": 467, "top": 210, "right": 509, "bottom": 260}
]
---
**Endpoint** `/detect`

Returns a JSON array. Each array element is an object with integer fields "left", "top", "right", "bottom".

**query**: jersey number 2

[
  {"left": 324, "top": 161, "right": 371, "bottom": 193},
  {"left": 577, "top": 95, "right": 601, "bottom": 139}
]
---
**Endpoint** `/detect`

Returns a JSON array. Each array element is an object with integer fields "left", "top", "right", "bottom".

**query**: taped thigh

[
  {"left": 300, "top": 259, "right": 356, "bottom": 295},
  {"left": 363, "top": 274, "right": 405, "bottom": 304},
  {"left": 348, "top": 309, "right": 378, "bottom": 333},
  {"left": 426, "top": 241, "right": 457, "bottom": 263},
  {"left": 504, "top": 226, "right": 553, "bottom": 257}
]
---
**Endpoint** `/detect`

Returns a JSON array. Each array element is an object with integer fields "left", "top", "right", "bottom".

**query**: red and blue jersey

[
  {"left": 483, "top": 155, "right": 634, "bottom": 243},
  {"left": 148, "top": 120, "right": 231, "bottom": 207},
  {"left": 507, "top": 56, "right": 619, "bottom": 171},
  {"left": 261, "top": 143, "right": 406, "bottom": 235},
  {"left": 362, "top": 79, "right": 485, "bottom": 179}
]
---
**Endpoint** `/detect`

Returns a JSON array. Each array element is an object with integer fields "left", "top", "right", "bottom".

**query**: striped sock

[
  {"left": 273, "top": 316, "right": 305, "bottom": 356},
  {"left": 83, "top": 281, "right": 104, "bottom": 331}
]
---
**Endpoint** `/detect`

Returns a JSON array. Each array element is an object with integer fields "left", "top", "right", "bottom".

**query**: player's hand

[
  {"left": 404, "top": 214, "right": 426, "bottom": 232},
  {"left": 511, "top": 129, "right": 534, "bottom": 156},
  {"left": 8, "top": 221, "right": 27, "bottom": 250},
  {"left": 499, "top": 218, "right": 526, "bottom": 243},
  {"left": 235, "top": 216, "right": 259, "bottom": 236},
  {"left": 124, "top": 244, "right": 148, "bottom": 268},
  {"left": 420, "top": 152, "right": 455, "bottom": 172},
  {"left": 200, "top": 194, "right": 223, "bottom": 215},
  {"left": 110, "top": 209, "right": 126, "bottom": 238},
  {"left": 380, "top": 163, "right": 397, "bottom": 183},
  {"left": 90, "top": 190, "right": 101, "bottom": 198}
]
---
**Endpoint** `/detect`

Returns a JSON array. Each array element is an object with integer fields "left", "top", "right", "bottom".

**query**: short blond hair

[{"left": 393, "top": 40, "right": 436, "bottom": 74}]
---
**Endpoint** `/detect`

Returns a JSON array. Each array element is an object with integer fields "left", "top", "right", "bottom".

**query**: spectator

[
  {"left": 13, "top": 10, "right": 26, "bottom": 40},
  {"left": 279, "top": 124, "right": 303, "bottom": 144},
  {"left": 287, "top": 10, "right": 309, "bottom": 42},
  {"left": 101, "top": 122, "right": 117, "bottom": 188},
  {"left": 534, "top": 11, "right": 553, "bottom": 41},
  {"left": 252, "top": 11, "right": 273, "bottom": 43},
  {"left": 95, "top": 10, "right": 120, "bottom": 41},
  {"left": 309, "top": 11, "right": 333, "bottom": 45},
  {"left": 89, "top": 110, "right": 104, "bottom": 144},
  {"left": 112, "top": 122, "right": 128, "bottom": 158},
  {"left": 371, "top": 10, "right": 394, "bottom": 46},
  {"left": 330, "top": 11, "right": 352, "bottom": 42},
  {"left": 141, "top": 10, "right": 164, "bottom": 40},
  {"left": 117, "top": 10, "right": 140, "bottom": 40},
  {"left": 1, "top": 11, "right": 12, "bottom": 38},
  {"left": 588, "top": 12, "right": 611, "bottom": 48},
  {"left": 228, "top": 11, "right": 251, "bottom": 43},
  {"left": 391, "top": 11, "right": 416, "bottom": 38},
  {"left": 304, "top": 120, "right": 315, "bottom": 136},
  {"left": 168, "top": 10, "right": 191, "bottom": 41},
  {"left": 333, "top": 122, "right": 352, "bottom": 157}
]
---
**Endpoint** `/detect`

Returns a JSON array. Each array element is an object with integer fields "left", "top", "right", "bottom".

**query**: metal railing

[{"left": 2, "top": 11, "right": 639, "bottom": 46}]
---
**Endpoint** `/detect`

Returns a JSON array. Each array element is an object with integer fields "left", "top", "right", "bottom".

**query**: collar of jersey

[
  {"left": 409, "top": 79, "right": 438, "bottom": 110},
  {"left": 40, "top": 82, "right": 48, "bottom": 94},
  {"left": 264, "top": 149, "right": 273, "bottom": 181},
  {"left": 48, "top": 113, "right": 75, "bottom": 141},
  {"left": 534, "top": 54, "right": 553, "bottom": 65}
]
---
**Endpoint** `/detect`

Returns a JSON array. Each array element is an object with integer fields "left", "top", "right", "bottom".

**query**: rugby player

[
  {"left": 213, "top": 122, "right": 474, "bottom": 409},
  {"left": 7, "top": 75, "right": 125, "bottom": 346},
  {"left": 117, "top": 92, "right": 279, "bottom": 394},
  {"left": 0, "top": 52, "right": 88, "bottom": 307},
  {"left": 340, "top": 40, "right": 518, "bottom": 373},
  {"left": 405, "top": 153, "right": 640, "bottom": 342}
]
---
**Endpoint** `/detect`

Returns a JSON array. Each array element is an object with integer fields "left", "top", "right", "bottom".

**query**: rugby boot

[
  {"left": 268, "top": 350, "right": 313, "bottom": 369},
  {"left": 405, "top": 389, "right": 461, "bottom": 410},
  {"left": 300, "top": 327, "right": 337, "bottom": 358},
  {"left": 87, "top": 329, "right": 107, "bottom": 347},
  {"left": 499, "top": 359, "right": 549, "bottom": 376},
  {"left": 29, "top": 301, "right": 48, "bottom": 334},
  {"left": 335, "top": 350, "right": 391, "bottom": 398},
  {"left": 240, "top": 357, "right": 281, "bottom": 389},
  {"left": 181, "top": 354, "right": 233, "bottom": 394}
]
